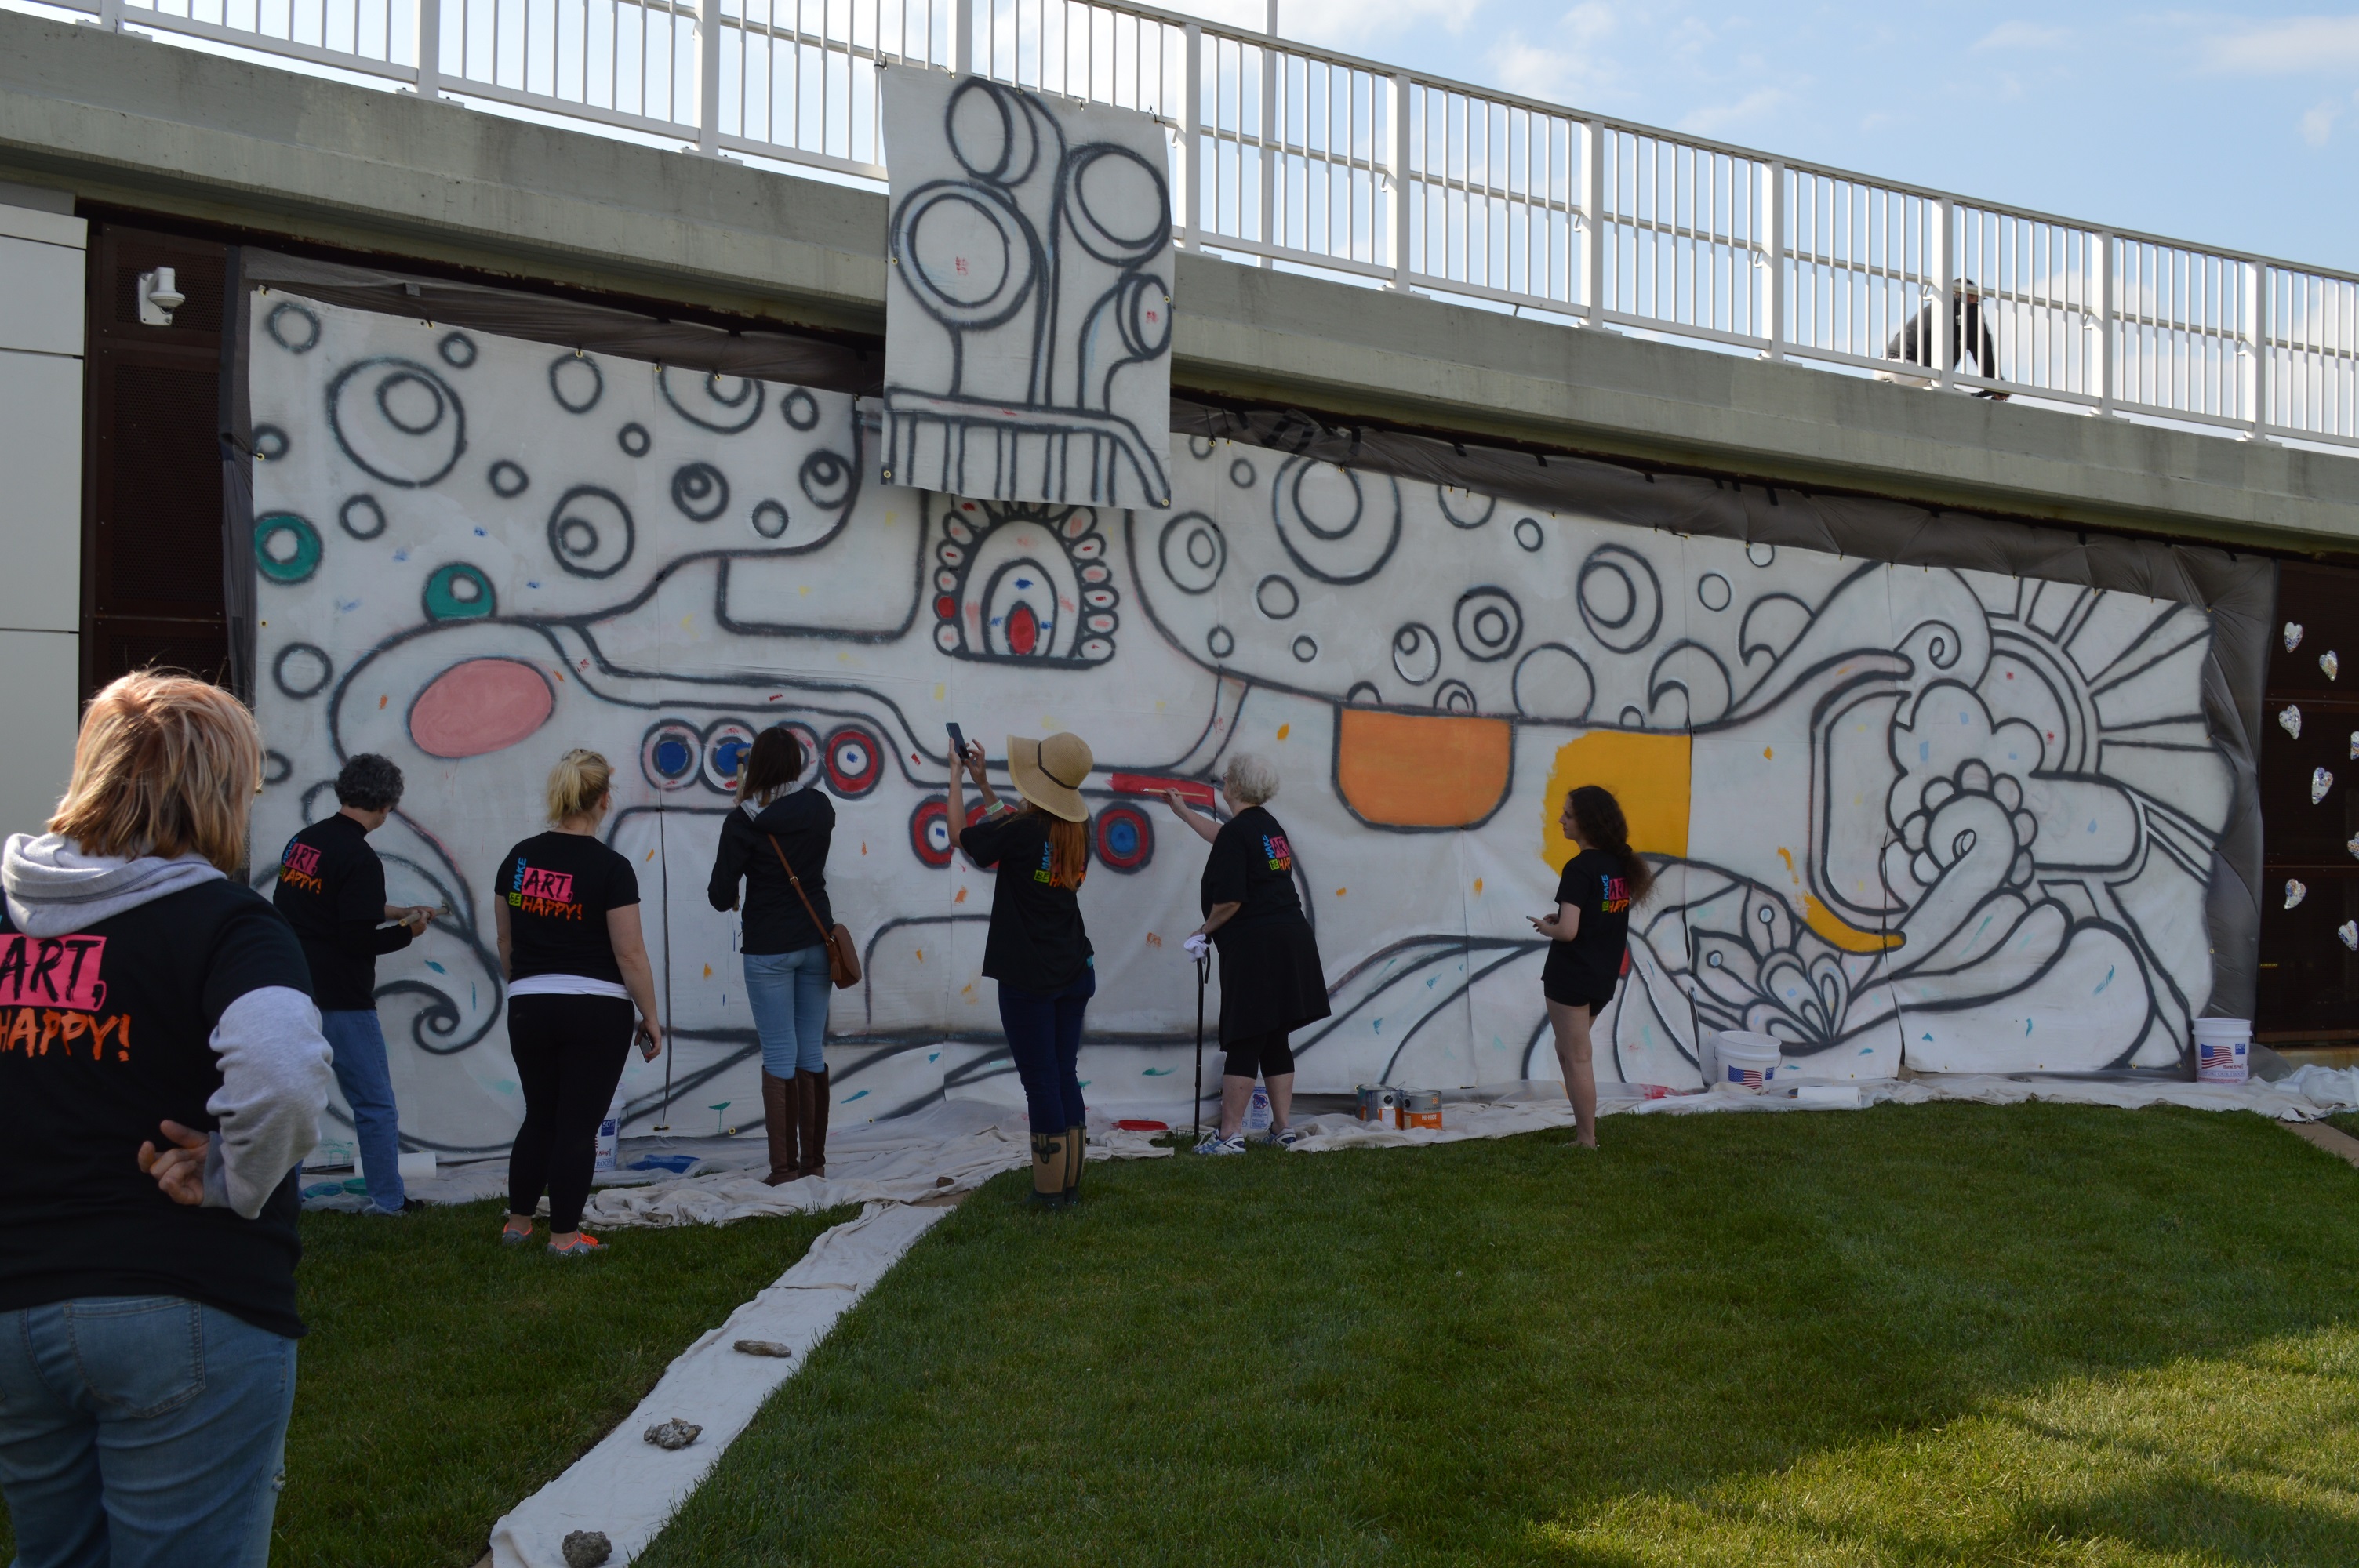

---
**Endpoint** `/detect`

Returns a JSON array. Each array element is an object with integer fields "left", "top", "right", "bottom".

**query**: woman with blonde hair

[
  {"left": 1529, "top": 784, "right": 1656, "bottom": 1149},
  {"left": 494, "top": 750, "right": 663, "bottom": 1255},
  {"left": 1161, "top": 753, "right": 1330, "bottom": 1153},
  {"left": 0, "top": 671, "right": 333, "bottom": 1564},
  {"left": 946, "top": 732, "right": 1095, "bottom": 1210}
]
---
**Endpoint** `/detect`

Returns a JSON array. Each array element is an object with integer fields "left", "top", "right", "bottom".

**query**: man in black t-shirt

[{"left": 271, "top": 754, "right": 433, "bottom": 1215}]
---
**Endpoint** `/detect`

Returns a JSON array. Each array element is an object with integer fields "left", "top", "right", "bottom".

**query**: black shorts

[
  {"left": 1221, "top": 1029, "right": 1296, "bottom": 1080},
  {"left": 1542, "top": 982, "right": 1611, "bottom": 1015}
]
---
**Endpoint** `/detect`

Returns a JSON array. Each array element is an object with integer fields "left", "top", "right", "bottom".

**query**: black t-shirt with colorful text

[
  {"left": 496, "top": 832, "right": 640, "bottom": 985},
  {"left": 1200, "top": 805, "right": 1305, "bottom": 933},
  {"left": 960, "top": 808, "right": 1093, "bottom": 993},
  {"left": 0, "top": 880, "right": 314, "bottom": 1338},
  {"left": 271, "top": 811, "right": 413, "bottom": 1011},
  {"left": 1542, "top": 847, "right": 1633, "bottom": 1003}
]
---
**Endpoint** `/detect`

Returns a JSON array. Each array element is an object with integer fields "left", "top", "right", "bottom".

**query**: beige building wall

[{"left": 0, "top": 187, "right": 83, "bottom": 841}]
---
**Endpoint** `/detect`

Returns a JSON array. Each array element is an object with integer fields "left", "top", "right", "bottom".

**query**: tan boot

[
  {"left": 759, "top": 1071, "right": 800, "bottom": 1185},
  {"left": 1028, "top": 1131, "right": 1069, "bottom": 1209},
  {"left": 796, "top": 1068, "right": 830, "bottom": 1178},
  {"left": 1062, "top": 1123, "right": 1085, "bottom": 1207}
]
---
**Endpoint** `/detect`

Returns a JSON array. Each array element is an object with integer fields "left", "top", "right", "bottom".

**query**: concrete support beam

[{"left": 3, "top": 10, "right": 2356, "bottom": 554}]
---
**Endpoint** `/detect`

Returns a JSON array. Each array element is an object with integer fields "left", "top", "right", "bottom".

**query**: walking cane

[{"left": 1191, "top": 950, "right": 1210, "bottom": 1144}]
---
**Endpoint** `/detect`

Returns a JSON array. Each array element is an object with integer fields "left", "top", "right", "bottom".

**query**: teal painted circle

[
  {"left": 254, "top": 514, "right": 322, "bottom": 584},
  {"left": 423, "top": 562, "right": 496, "bottom": 620}
]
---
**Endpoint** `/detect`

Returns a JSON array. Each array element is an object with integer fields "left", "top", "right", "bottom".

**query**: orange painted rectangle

[{"left": 1336, "top": 710, "right": 1512, "bottom": 828}]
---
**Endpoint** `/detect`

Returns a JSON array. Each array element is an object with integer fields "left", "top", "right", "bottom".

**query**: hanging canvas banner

[
  {"left": 248, "top": 296, "right": 2246, "bottom": 1156},
  {"left": 880, "top": 67, "right": 1175, "bottom": 510}
]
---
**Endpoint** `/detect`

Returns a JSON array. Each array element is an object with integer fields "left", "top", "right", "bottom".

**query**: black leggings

[
  {"left": 1222, "top": 1029, "right": 1296, "bottom": 1081},
  {"left": 506, "top": 993, "right": 634, "bottom": 1232}
]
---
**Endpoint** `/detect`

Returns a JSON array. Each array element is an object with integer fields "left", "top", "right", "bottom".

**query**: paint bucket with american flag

[
  {"left": 1710, "top": 1031, "right": 1783, "bottom": 1092},
  {"left": 2193, "top": 1018, "right": 2251, "bottom": 1084}
]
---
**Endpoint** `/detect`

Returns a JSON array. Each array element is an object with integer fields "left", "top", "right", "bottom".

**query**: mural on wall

[
  {"left": 880, "top": 67, "right": 1174, "bottom": 510},
  {"left": 249, "top": 296, "right": 2237, "bottom": 1152}
]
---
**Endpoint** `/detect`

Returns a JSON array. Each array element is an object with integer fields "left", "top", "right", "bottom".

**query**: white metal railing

[{"left": 51, "top": 0, "right": 2359, "bottom": 450}]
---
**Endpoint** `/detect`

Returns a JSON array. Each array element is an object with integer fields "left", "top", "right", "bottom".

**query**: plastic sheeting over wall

[{"left": 244, "top": 291, "right": 2269, "bottom": 1153}]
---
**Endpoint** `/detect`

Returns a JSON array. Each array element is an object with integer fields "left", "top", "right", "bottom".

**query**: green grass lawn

[
  {"left": 642, "top": 1104, "right": 2359, "bottom": 1567},
  {"left": 0, "top": 1199, "right": 852, "bottom": 1568}
]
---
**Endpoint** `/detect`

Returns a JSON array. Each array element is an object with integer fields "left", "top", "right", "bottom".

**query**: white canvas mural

[
  {"left": 880, "top": 67, "right": 1175, "bottom": 510},
  {"left": 249, "top": 297, "right": 2237, "bottom": 1152}
]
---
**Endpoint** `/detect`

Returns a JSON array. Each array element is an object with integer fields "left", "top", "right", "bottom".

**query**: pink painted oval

[{"left": 408, "top": 658, "right": 555, "bottom": 760}]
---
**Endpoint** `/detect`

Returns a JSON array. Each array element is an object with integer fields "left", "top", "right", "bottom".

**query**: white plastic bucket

[
  {"left": 1244, "top": 1083, "right": 1274, "bottom": 1135},
  {"left": 2193, "top": 1018, "right": 2252, "bottom": 1084},
  {"left": 1710, "top": 1030, "right": 1783, "bottom": 1092}
]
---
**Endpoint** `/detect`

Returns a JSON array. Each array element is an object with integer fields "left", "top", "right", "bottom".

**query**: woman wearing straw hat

[
  {"left": 947, "top": 732, "right": 1096, "bottom": 1210},
  {"left": 1160, "top": 752, "right": 1331, "bottom": 1153}
]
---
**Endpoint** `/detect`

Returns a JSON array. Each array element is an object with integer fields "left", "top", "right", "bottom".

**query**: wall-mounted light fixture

[{"left": 136, "top": 267, "right": 185, "bottom": 327}]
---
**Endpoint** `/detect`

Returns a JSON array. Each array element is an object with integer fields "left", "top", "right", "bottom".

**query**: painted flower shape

[{"left": 1899, "top": 760, "right": 2038, "bottom": 892}]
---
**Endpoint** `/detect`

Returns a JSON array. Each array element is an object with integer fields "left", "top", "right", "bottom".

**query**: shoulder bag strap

[{"left": 766, "top": 833, "right": 834, "bottom": 945}]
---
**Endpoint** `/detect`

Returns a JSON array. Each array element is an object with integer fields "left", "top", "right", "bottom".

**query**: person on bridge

[
  {"left": 1885, "top": 278, "right": 2011, "bottom": 399},
  {"left": 1159, "top": 753, "right": 1331, "bottom": 1155}
]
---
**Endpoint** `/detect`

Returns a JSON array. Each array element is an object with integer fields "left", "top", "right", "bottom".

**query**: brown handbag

[{"left": 767, "top": 834, "right": 861, "bottom": 990}]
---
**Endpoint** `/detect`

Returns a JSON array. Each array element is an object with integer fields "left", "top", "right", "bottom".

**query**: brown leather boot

[
  {"left": 796, "top": 1068, "right": 830, "bottom": 1178},
  {"left": 759, "top": 1071, "right": 799, "bottom": 1185}
]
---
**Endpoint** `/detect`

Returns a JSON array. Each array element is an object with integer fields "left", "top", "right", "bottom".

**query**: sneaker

[
  {"left": 1192, "top": 1133, "right": 1245, "bottom": 1156},
  {"left": 547, "top": 1232, "right": 605, "bottom": 1257},
  {"left": 500, "top": 1221, "right": 534, "bottom": 1246},
  {"left": 1268, "top": 1124, "right": 1300, "bottom": 1149}
]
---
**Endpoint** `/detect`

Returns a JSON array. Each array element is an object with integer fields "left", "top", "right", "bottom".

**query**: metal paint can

[
  {"left": 1356, "top": 1084, "right": 1398, "bottom": 1124},
  {"left": 1395, "top": 1088, "right": 1444, "bottom": 1130}
]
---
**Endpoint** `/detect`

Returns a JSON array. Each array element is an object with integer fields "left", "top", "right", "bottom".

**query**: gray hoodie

[{"left": 3, "top": 833, "right": 334, "bottom": 1218}]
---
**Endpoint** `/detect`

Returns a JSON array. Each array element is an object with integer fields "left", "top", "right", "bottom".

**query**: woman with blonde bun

[
  {"left": 946, "top": 732, "right": 1096, "bottom": 1210},
  {"left": 493, "top": 750, "right": 663, "bottom": 1255}
]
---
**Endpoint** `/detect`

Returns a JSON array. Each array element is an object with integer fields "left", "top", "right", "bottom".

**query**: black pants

[
  {"left": 1222, "top": 1029, "right": 1296, "bottom": 1081},
  {"left": 506, "top": 993, "right": 634, "bottom": 1232}
]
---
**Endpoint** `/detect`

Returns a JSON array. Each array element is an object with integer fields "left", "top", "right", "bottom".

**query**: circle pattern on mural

[
  {"left": 540, "top": 354, "right": 601, "bottom": 416},
  {"left": 1274, "top": 459, "right": 1401, "bottom": 584},
  {"left": 1229, "top": 459, "right": 1256, "bottom": 488},
  {"left": 1697, "top": 572, "right": 1732, "bottom": 612},
  {"left": 911, "top": 797, "right": 955, "bottom": 868},
  {"left": 1434, "top": 679, "right": 1476, "bottom": 713},
  {"left": 253, "top": 426, "right": 289, "bottom": 463},
  {"left": 1392, "top": 622, "right": 1440, "bottom": 685},
  {"left": 1514, "top": 517, "right": 1544, "bottom": 552},
  {"left": 329, "top": 358, "right": 466, "bottom": 488},
  {"left": 262, "top": 750, "right": 293, "bottom": 786},
  {"left": 1207, "top": 626, "right": 1235, "bottom": 659},
  {"left": 1746, "top": 541, "right": 1776, "bottom": 568},
  {"left": 1453, "top": 587, "right": 1523, "bottom": 663},
  {"left": 1158, "top": 513, "right": 1225, "bottom": 594},
  {"left": 1438, "top": 488, "right": 1496, "bottom": 529},
  {"left": 1255, "top": 574, "right": 1299, "bottom": 619},
  {"left": 671, "top": 462, "right": 729, "bottom": 522},
  {"left": 617, "top": 423, "right": 650, "bottom": 457},
  {"left": 489, "top": 459, "right": 529, "bottom": 499},
  {"left": 1578, "top": 545, "right": 1663, "bottom": 652},
  {"left": 1292, "top": 635, "right": 1318, "bottom": 662},
  {"left": 438, "top": 332, "right": 478, "bottom": 369},
  {"left": 255, "top": 514, "right": 322, "bottom": 584},
  {"left": 1092, "top": 803, "right": 1154, "bottom": 873},
  {"left": 800, "top": 450, "right": 854, "bottom": 510},
  {"left": 823, "top": 726, "right": 884, "bottom": 797},
  {"left": 547, "top": 485, "right": 634, "bottom": 579},
  {"left": 660, "top": 366, "right": 765, "bottom": 433},
  {"left": 751, "top": 499, "right": 790, "bottom": 539},
  {"left": 703, "top": 720, "right": 756, "bottom": 792},
  {"left": 1512, "top": 644, "right": 1594, "bottom": 720},
  {"left": 642, "top": 720, "right": 702, "bottom": 791},
  {"left": 266, "top": 301, "right": 320, "bottom": 354},
  {"left": 1347, "top": 681, "right": 1382, "bottom": 706},
  {"left": 271, "top": 642, "right": 333, "bottom": 699},
  {"left": 421, "top": 561, "right": 496, "bottom": 620},
  {"left": 338, "top": 495, "right": 386, "bottom": 540},
  {"left": 781, "top": 388, "right": 820, "bottom": 431}
]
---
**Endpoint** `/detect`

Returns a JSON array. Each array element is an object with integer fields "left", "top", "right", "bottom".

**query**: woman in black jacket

[
  {"left": 708, "top": 727, "right": 838, "bottom": 1183},
  {"left": 1161, "top": 752, "right": 1330, "bottom": 1152}
]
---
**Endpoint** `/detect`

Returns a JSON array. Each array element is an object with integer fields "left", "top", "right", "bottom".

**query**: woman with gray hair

[{"left": 1160, "top": 753, "right": 1330, "bottom": 1153}]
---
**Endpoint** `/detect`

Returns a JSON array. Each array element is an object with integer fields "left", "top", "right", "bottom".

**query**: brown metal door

[
  {"left": 81, "top": 223, "right": 230, "bottom": 698},
  {"left": 2255, "top": 561, "right": 2359, "bottom": 1045}
]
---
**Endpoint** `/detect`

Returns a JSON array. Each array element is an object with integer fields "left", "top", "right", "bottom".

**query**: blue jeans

[
  {"left": 320, "top": 1008, "right": 405, "bottom": 1212},
  {"left": 998, "top": 966, "right": 1095, "bottom": 1133},
  {"left": 0, "top": 1297, "right": 296, "bottom": 1568},
  {"left": 744, "top": 946, "right": 831, "bottom": 1076}
]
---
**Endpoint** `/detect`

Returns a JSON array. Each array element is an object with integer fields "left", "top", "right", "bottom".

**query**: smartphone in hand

[{"left": 946, "top": 722, "right": 966, "bottom": 761}]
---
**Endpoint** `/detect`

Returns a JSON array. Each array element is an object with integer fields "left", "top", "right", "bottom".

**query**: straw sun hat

[{"left": 1005, "top": 732, "right": 1093, "bottom": 822}]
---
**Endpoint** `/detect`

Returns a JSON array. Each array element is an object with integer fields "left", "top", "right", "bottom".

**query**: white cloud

[
  {"left": 2205, "top": 16, "right": 2359, "bottom": 74},
  {"left": 2302, "top": 100, "right": 2343, "bottom": 146},
  {"left": 1677, "top": 85, "right": 1790, "bottom": 136},
  {"left": 1270, "top": 0, "right": 1472, "bottom": 44},
  {"left": 1972, "top": 20, "right": 2072, "bottom": 51}
]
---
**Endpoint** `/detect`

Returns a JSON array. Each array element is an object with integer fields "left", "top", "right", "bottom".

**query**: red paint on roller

[
  {"left": 1110, "top": 773, "right": 1214, "bottom": 806},
  {"left": 409, "top": 658, "right": 554, "bottom": 759}
]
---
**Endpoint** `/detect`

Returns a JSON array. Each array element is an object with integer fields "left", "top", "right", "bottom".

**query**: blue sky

[{"left": 1161, "top": 1, "right": 2359, "bottom": 271}]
